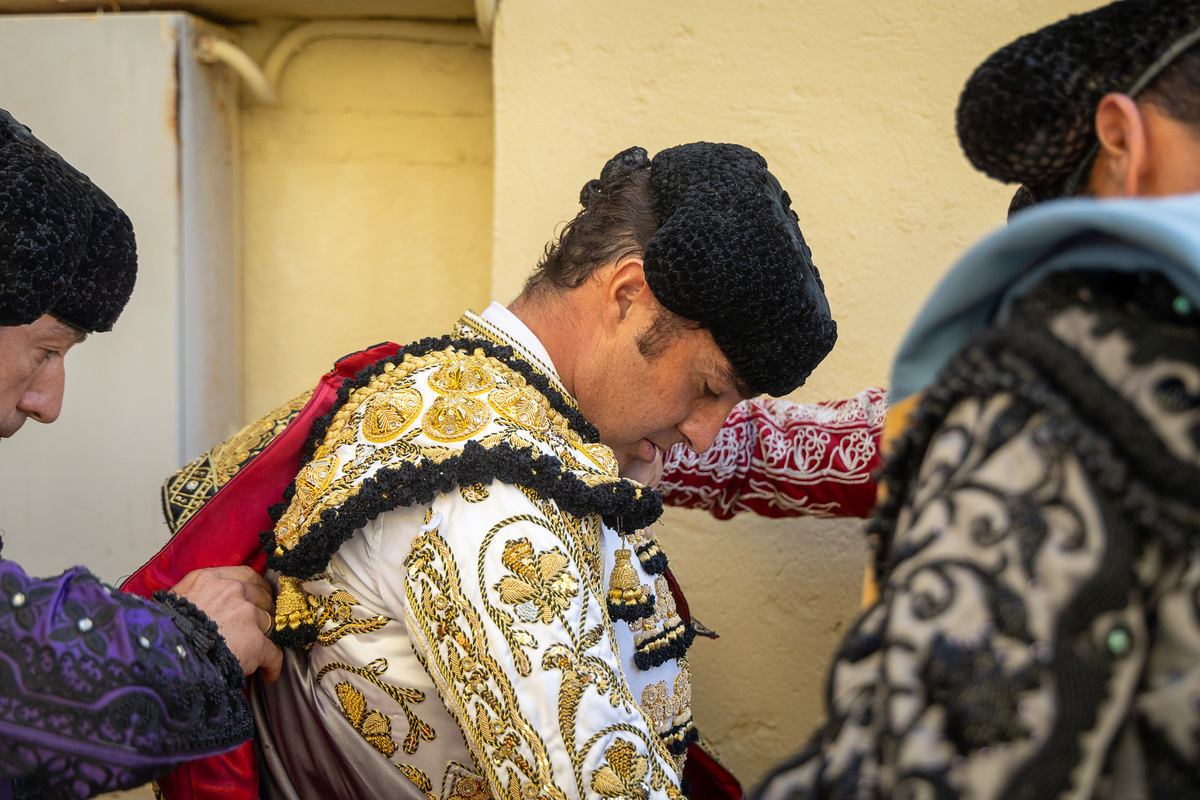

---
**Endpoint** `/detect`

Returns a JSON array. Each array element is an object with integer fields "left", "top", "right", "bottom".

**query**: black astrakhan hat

[
  {"left": 595, "top": 142, "right": 836, "bottom": 397},
  {"left": 957, "top": 0, "right": 1200, "bottom": 205},
  {"left": 0, "top": 107, "right": 137, "bottom": 333}
]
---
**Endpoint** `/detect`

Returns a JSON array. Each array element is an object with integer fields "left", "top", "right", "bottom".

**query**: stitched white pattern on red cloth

[{"left": 659, "top": 388, "right": 887, "bottom": 519}]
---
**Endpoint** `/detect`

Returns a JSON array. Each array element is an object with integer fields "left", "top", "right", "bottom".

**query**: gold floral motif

[
  {"left": 461, "top": 484, "right": 491, "bottom": 503},
  {"left": 294, "top": 454, "right": 339, "bottom": 506},
  {"left": 591, "top": 740, "right": 650, "bottom": 800},
  {"left": 361, "top": 386, "right": 424, "bottom": 443},
  {"left": 316, "top": 657, "right": 436, "bottom": 755},
  {"left": 424, "top": 394, "right": 492, "bottom": 442},
  {"left": 335, "top": 680, "right": 399, "bottom": 757},
  {"left": 495, "top": 538, "right": 580, "bottom": 625},
  {"left": 489, "top": 384, "right": 551, "bottom": 433},
  {"left": 429, "top": 357, "right": 496, "bottom": 395},
  {"left": 444, "top": 769, "right": 493, "bottom": 800},
  {"left": 577, "top": 442, "right": 619, "bottom": 477},
  {"left": 404, "top": 524, "right": 568, "bottom": 800}
]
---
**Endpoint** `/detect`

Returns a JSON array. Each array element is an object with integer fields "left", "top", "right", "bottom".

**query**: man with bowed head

[
  {"left": 133, "top": 142, "right": 838, "bottom": 799},
  {"left": 0, "top": 108, "right": 281, "bottom": 799}
]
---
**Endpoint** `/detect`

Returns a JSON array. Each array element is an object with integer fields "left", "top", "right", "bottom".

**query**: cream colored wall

[
  {"left": 490, "top": 0, "right": 1103, "bottom": 788},
  {"left": 236, "top": 20, "right": 494, "bottom": 422},
  {"left": 230, "top": 0, "right": 1109, "bottom": 791}
]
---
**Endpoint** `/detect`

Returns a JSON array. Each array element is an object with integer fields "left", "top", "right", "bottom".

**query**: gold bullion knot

[
  {"left": 361, "top": 386, "right": 423, "bottom": 443},
  {"left": 608, "top": 549, "right": 651, "bottom": 607},
  {"left": 591, "top": 739, "right": 650, "bottom": 800}
]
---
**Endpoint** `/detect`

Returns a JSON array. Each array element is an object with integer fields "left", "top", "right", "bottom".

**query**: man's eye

[{"left": 703, "top": 383, "right": 719, "bottom": 399}]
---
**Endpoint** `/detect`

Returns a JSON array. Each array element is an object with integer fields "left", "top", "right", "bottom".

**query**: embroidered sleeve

[
  {"left": 0, "top": 560, "right": 252, "bottom": 798},
  {"left": 396, "top": 486, "right": 683, "bottom": 800},
  {"left": 659, "top": 389, "right": 886, "bottom": 520}
]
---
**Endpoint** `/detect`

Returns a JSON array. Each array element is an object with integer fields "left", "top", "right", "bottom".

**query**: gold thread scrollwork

[{"left": 317, "top": 656, "right": 437, "bottom": 756}]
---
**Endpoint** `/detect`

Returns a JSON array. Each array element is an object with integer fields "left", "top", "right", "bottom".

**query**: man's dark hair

[
  {"left": 1141, "top": 45, "right": 1200, "bottom": 127},
  {"left": 523, "top": 169, "right": 658, "bottom": 295},
  {"left": 522, "top": 168, "right": 714, "bottom": 369}
]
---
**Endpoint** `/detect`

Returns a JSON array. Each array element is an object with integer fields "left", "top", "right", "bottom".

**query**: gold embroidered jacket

[{"left": 261, "top": 311, "right": 695, "bottom": 800}]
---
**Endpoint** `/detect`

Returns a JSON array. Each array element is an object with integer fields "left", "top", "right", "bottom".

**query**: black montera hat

[
  {"left": 957, "top": 0, "right": 1200, "bottom": 205},
  {"left": 588, "top": 143, "right": 836, "bottom": 397},
  {"left": 0, "top": 108, "right": 137, "bottom": 333}
]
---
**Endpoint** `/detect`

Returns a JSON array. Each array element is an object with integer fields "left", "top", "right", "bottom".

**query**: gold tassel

[
  {"left": 275, "top": 574, "right": 318, "bottom": 632},
  {"left": 607, "top": 548, "right": 651, "bottom": 607}
]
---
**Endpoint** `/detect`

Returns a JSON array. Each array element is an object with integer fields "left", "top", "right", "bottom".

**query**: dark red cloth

[
  {"left": 660, "top": 390, "right": 886, "bottom": 520},
  {"left": 121, "top": 343, "right": 400, "bottom": 800}
]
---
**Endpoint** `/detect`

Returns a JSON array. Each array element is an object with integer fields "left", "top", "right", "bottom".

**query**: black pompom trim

[
  {"left": 302, "top": 335, "right": 599, "bottom": 465},
  {"left": 663, "top": 722, "right": 700, "bottom": 758},
  {"left": 607, "top": 595, "right": 656, "bottom": 623},
  {"left": 272, "top": 622, "right": 319, "bottom": 649},
  {"left": 633, "top": 621, "right": 696, "bottom": 671},
  {"left": 266, "top": 439, "right": 661, "bottom": 580},
  {"left": 635, "top": 540, "right": 668, "bottom": 575}
]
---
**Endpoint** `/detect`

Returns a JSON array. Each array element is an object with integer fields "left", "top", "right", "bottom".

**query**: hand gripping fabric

[{"left": 121, "top": 341, "right": 402, "bottom": 800}]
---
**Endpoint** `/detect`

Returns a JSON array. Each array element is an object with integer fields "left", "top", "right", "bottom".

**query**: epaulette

[{"left": 267, "top": 336, "right": 663, "bottom": 647}]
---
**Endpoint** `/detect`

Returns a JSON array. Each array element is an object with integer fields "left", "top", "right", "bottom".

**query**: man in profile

[{"left": 135, "top": 142, "right": 840, "bottom": 799}]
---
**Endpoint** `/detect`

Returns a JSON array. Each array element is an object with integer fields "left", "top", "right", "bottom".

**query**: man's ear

[
  {"left": 605, "top": 256, "right": 649, "bottom": 324},
  {"left": 1090, "top": 92, "right": 1147, "bottom": 197}
]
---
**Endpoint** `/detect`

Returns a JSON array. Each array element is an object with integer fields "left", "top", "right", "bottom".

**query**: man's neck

[{"left": 507, "top": 291, "right": 587, "bottom": 400}]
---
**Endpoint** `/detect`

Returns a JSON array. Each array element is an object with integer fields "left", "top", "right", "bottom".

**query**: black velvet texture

[
  {"left": 0, "top": 108, "right": 136, "bottom": 333},
  {"left": 956, "top": 0, "right": 1200, "bottom": 200}
]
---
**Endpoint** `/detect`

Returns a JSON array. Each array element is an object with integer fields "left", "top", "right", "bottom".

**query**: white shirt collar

[{"left": 458, "top": 302, "right": 568, "bottom": 397}]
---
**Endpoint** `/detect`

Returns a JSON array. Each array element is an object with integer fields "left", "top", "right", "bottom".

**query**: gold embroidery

[
  {"left": 362, "top": 386, "right": 424, "bottom": 443},
  {"left": 629, "top": 576, "right": 679, "bottom": 645},
  {"left": 444, "top": 769, "right": 492, "bottom": 800},
  {"left": 425, "top": 394, "right": 492, "bottom": 442},
  {"left": 461, "top": 484, "right": 491, "bottom": 503},
  {"left": 399, "top": 764, "right": 436, "bottom": 800},
  {"left": 162, "top": 390, "right": 312, "bottom": 533},
  {"left": 639, "top": 663, "right": 692, "bottom": 736},
  {"left": 489, "top": 384, "right": 551, "bottom": 433},
  {"left": 591, "top": 740, "right": 649, "bottom": 800},
  {"left": 495, "top": 538, "right": 580, "bottom": 625},
  {"left": 429, "top": 357, "right": 496, "bottom": 395},
  {"left": 405, "top": 523, "right": 568, "bottom": 800},
  {"left": 294, "top": 455, "right": 339, "bottom": 507},
  {"left": 274, "top": 574, "right": 322, "bottom": 634},
  {"left": 314, "top": 588, "right": 389, "bottom": 646},
  {"left": 334, "top": 680, "right": 399, "bottom": 757},
  {"left": 316, "top": 657, "right": 436, "bottom": 755}
]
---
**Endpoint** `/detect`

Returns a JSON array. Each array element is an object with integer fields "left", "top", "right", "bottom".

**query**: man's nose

[
  {"left": 679, "top": 401, "right": 736, "bottom": 454},
  {"left": 18, "top": 361, "right": 65, "bottom": 424}
]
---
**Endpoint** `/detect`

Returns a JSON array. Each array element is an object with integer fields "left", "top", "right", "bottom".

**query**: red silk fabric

[{"left": 121, "top": 343, "right": 401, "bottom": 800}]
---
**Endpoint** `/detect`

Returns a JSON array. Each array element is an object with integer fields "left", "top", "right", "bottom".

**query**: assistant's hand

[{"left": 172, "top": 565, "right": 284, "bottom": 682}]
